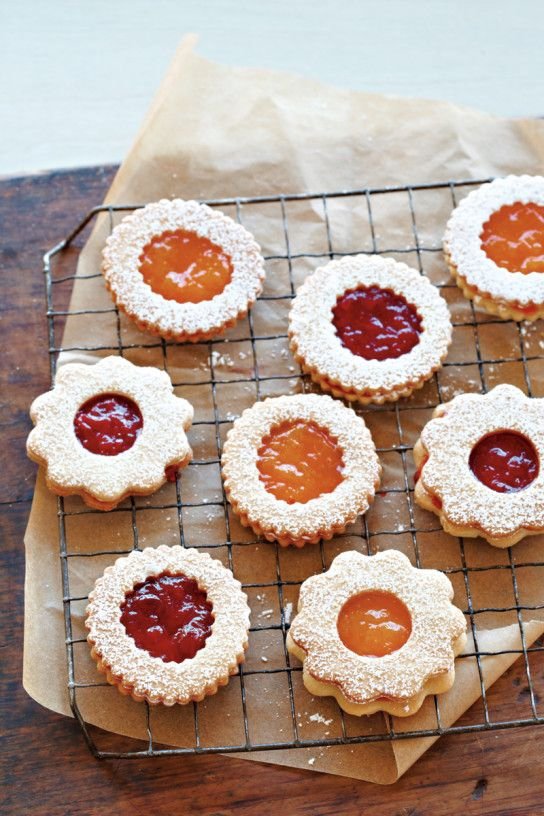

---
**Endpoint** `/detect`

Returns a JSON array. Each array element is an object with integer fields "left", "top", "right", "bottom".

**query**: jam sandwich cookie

[
  {"left": 221, "top": 393, "right": 381, "bottom": 547},
  {"left": 27, "top": 355, "right": 193, "bottom": 511},
  {"left": 86, "top": 545, "right": 250, "bottom": 705},
  {"left": 444, "top": 175, "right": 544, "bottom": 321},
  {"left": 287, "top": 549, "right": 467, "bottom": 717},
  {"left": 288, "top": 255, "right": 452, "bottom": 404},
  {"left": 414, "top": 384, "right": 544, "bottom": 547},
  {"left": 102, "top": 199, "right": 266, "bottom": 342}
]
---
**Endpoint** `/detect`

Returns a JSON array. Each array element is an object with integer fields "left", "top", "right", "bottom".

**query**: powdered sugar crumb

[
  {"left": 283, "top": 602, "right": 293, "bottom": 624},
  {"left": 309, "top": 713, "right": 333, "bottom": 725}
]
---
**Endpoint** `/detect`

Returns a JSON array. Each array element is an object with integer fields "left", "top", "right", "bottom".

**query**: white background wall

[{"left": 2, "top": 0, "right": 543, "bottom": 175}]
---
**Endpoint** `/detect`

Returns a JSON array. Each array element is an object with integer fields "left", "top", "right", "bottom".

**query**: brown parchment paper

[{"left": 24, "top": 36, "right": 544, "bottom": 784}]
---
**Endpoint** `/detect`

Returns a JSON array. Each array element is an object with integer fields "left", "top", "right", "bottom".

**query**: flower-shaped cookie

[
  {"left": 288, "top": 255, "right": 452, "bottom": 404},
  {"left": 444, "top": 175, "right": 544, "bottom": 321},
  {"left": 221, "top": 394, "right": 381, "bottom": 547},
  {"left": 414, "top": 384, "right": 544, "bottom": 547},
  {"left": 27, "top": 355, "right": 193, "bottom": 510},
  {"left": 86, "top": 545, "right": 250, "bottom": 705},
  {"left": 287, "top": 549, "right": 466, "bottom": 717},
  {"left": 102, "top": 199, "right": 266, "bottom": 342}
]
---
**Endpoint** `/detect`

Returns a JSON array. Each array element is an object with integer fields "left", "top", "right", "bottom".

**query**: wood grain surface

[{"left": 2, "top": 167, "right": 543, "bottom": 816}]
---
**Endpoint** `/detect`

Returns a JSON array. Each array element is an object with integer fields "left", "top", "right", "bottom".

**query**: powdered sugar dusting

[{"left": 415, "top": 384, "right": 544, "bottom": 546}]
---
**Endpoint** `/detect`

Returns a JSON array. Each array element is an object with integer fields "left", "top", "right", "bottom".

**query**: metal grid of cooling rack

[{"left": 42, "top": 178, "right": 544, "bottom": 759}]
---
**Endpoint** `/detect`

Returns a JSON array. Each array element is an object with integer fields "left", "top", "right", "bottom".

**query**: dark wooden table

[{"left": 2, "top": 167, "right": 543, "bottom": 816}]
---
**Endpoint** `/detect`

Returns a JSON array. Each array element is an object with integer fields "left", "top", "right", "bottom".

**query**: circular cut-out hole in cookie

[
  {"left": 469, "top": 430, "right": 539, "bottom": 493},
  {"left": 138, "top": 229, "right": 233, "bottom": 304},
  {"left": 74, "top": 393, "right": 143, "bottom": 456},
  {"left": 257, "top": 419, "right": 344, "bottom": 504},
  {"left": 337, "top": 590, "right": 412, "bottom": 657},
  {"left": 120, "top": 572, "right": 214, "bottom": 663},
  {"left": 480, "top": 202, "right": 544, "bottom": 274},
  {"left": 332, "top": 286, "right": 423, "bottom": 361}
]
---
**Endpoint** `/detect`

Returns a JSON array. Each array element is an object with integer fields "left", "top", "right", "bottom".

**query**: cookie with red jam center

[
  {"left": 414, "top": 384, "right": 544, "bottom": 547},
  {"left": 74, "top": 393, "right": 143, "bottom": 456},
  {"left": 332, "top": 285, "right": 423, "bottom": 361},
  {"left": 120, "top": 573, "right": 214, "bottom": 663},
  {"left": 288, "top": 255, "right": 451, "bottom": 404},
  {"left": 27, "top": 356, "right": 193, "bottom": 511},
  {"left": 86, "top": 546, "right": 250, "bottom": 705}
]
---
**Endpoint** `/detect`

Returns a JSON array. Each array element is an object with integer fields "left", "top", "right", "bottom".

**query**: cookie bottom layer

[
  {"left": 105, "top": 279, "right": 257, "bottom": 343},
  {"left": 31, "top": 451, "right": 192, "bottom": 511},
  {"left": 89, "top": 645, "right": 245, "bottom": 705},
  {"left": 289, "top": 339, "right": 445, "bottom": 405},
  {"left": 445, "top": 252, "right": 544, "bottom": 323},
  {"left": 414, "top": 479, "right": 542, "bottom": 548},
  {"left": 286, "top": 633, "right": 466, "bottom": 717},
  {"left": 224, "top": 483, "right": 377, "bottom": 548}
]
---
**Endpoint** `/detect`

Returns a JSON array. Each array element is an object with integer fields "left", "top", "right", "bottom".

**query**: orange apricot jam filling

[
  {"left": 138, "top": 229, "right": 233, "bottom": 304},
  {"left": 480, "top": 202, "right": 544, "bottom": 274},
  {"left": 337, "top": 590, "right": 412, "bottom": 657},
  {"left": 256, "top": 420, "right": 344, "bottom": 504}
]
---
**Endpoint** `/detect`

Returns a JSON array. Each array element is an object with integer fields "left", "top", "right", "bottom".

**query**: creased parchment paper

[{"left": 24, "top": 36, "right": 544, "bottom": 783}]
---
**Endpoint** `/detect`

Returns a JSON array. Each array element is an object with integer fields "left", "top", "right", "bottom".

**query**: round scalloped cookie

[
  {"left": 288, "top": 255, "right": 452, "bottom": 404},
  {"left": 102, "top": 199, "right": 266, "bottom": 342},
  {"left": 444, "top": 175, "right": 544, "bottom": 321}
]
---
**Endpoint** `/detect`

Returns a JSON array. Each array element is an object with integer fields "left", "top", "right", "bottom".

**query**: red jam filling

[
  {"left": 414, "top": 454, "right": 429, "bottom": 485},
  {"left": 332, "top": 286, "right": 422, "bottom": 361},
  {"left": 337, "top": 590, "right": 412, "bottom": 658},
  {"left": 469, "top": 431, "right": 539, "bottom": 493},
  {"left": 138, "top": 229, "right": 233, "bottom": 304},
  {"left": 165, "top": 464, "right": 180, "bottom": 483},
  {"left": 257, "top": 420, "right": 344, "bottom": 504},
  {"left": 74, "top": 393, "right": 143, "bottom": 456},
  {"left": 120, "top": 573, "right": 214, "bottom": 663},
  {"left": 480, "top": 202, "right": 544, "bottom": 273}
]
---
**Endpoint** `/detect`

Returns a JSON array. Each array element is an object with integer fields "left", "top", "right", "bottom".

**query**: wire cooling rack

[{"left": 42, "top": 178, "right": 544, "bottom": 759}]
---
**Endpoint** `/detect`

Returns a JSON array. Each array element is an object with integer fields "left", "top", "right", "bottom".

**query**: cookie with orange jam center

[
  {"left": 102, "top": 199, "right": 265, "bottom": 342},
  {"left": 257, "top": 420, "right": 344, "bottom": 504},
  {"left": 443, "top": 175, "right": 544, "bottom": 321},
  {"left": 287, "top": 550, "right": 467, "bottom": 717},
  {"left": 221, "top": 394, "right": 381, "bottom": 547},
  {"left": 337, "top": 590, "right": 412, "bottom": 657},
  {"left": 139, "top": 229, "right": 233, "bottom": 304}
]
